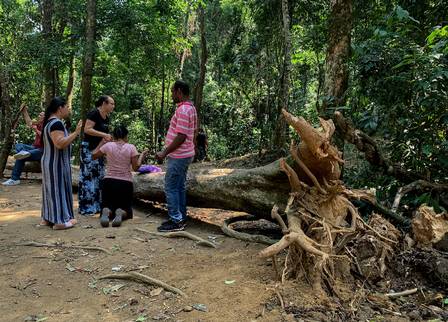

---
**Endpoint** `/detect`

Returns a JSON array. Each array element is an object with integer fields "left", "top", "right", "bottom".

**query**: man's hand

[
  {"left": 103, "top": 134, "right": 113, "bottom": 142},
  {"left": 155, "top": 150, "right": 166, "bottom": 162},
  {"left": 141, "top": 149, "right": 149, "bottom": 158}
]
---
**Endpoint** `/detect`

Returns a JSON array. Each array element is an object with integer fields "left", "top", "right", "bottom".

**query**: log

[
  {"left": 72, "top": 161, "right": 291, "bottom": 219},
  {"left": 6, "top": 156, "right": 41, "bottom": 173}
]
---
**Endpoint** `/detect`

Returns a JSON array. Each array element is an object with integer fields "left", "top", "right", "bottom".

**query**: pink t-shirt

[
  {"left": 100, "top": 142, "right": 138, "bottom": 182},
  {"left": 165, "top": 101, "right": 198, "bottom": 158}
]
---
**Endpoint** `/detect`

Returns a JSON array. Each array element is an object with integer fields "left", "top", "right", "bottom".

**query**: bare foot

[
  {"left": 39, "top": 220, "right": 50, "bottom": 226},
  {"left": 53, "top": 221, "right": 75, "bottom": 230}
]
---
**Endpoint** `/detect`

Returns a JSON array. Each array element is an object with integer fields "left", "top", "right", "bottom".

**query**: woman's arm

[
  {"left": 92, "top": 139, "right": 107, "bottom": 160},
  {"left": 32, "top": 125, "right": 42, "bottom": 136},
  {"left": 50, "top": 121, "right": 82, "bottom": 149},
  {"left": 131, "top": 150, "right": 148, "bottom": 171},
  {"left": 21, "top": 105, "right": 33, "bottom": 128},
  {"left": 84, "top": 119, "right": 112, "bottom": 141}
]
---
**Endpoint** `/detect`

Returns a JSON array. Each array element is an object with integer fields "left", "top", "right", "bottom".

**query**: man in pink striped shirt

[{"left": 156, "top": 80, "right": 198, "bottom": 232}]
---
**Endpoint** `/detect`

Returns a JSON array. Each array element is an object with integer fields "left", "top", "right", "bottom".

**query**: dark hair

[
  {"left": 113, "top": 124, "right": 129, "bottom": 140},
  {"left": 173, "top": 80, "right": 190, "bottom": 96},
  {"left": 43, "top": 97, "right": 66, "bottom": 127},
  {"left": 64, "top": 118, "right": 72, "bottom": 132},
  {"left": 95, "top": 95, "right": 110, "bottom": 108}
]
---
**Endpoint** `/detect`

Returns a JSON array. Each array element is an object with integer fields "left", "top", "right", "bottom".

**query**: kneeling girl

[{"left": 93, "top": 125, "right": 147, "bottom": 227}]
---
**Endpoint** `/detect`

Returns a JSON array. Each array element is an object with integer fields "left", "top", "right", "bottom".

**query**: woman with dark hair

[
  {"left": 78, "top": 95, "right": 115, "bottom": 216},
  {"left": 41, "top": 97, "right": 82, "bottom": 229},
  {"left": 92, "top": 125, "right": 147, "bottom": 227}
]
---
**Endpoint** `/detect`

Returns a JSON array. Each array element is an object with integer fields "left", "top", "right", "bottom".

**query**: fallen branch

[
  {"left": 221, "top": 216, "right": 278, "bottom": 245},
  {"left": 392, "top": 180, "right": 448, "bottom": 212},
  {"left": 333, "top": 111, "right": 426, "bottom": 184},
  {"left": 385, "top": 288, "right": 418, "bottom": 298},
  {"left": 98, "top": 272, "right": 186, "bottom": 297},
  {"left": 346, "top": 189, "right": 410, "bottom": 226},
  {"left": 135, "top": 228, "right": 216, "bottom": 248},
  {"left": 17, "top": 241, "right": 111, "bottom": 255}
]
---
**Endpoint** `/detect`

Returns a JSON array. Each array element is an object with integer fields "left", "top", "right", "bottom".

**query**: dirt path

[{"left": 0, "top": 180, "right": 300, "bottom": 322}]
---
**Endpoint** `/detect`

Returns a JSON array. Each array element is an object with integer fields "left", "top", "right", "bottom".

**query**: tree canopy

[{"left": 1, "top": 0, "right": 447, "bottom": 208}]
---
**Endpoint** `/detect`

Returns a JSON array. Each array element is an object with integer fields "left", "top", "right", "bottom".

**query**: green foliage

[
  {"left": 2, "top": 0, "right": 446, "bottom": 212},
  {"left": 351, "top": 4, "right": 448, "bottom": 184}
]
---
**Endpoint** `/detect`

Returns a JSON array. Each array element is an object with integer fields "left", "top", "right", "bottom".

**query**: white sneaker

[
  {"left": 14, "top": 151, "right": 31, "bottom": 160},
  {"left": 2, "top": 179, "right": 20, "bottom": 186}
]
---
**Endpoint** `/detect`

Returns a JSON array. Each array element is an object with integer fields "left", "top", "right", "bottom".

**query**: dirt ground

[
  {"left": 2, "top": 178, "right": 448, "bottom": 322},
  {"left": 0, "top": 179, "right": 303, "bottom": 322}
]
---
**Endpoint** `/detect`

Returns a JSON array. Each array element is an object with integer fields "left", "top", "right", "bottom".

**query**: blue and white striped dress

[{"left": 41, "top": 118, "right": 75, "bottom": 224}]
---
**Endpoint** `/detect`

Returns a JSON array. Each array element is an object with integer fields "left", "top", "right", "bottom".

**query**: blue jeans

[
  {"left": 11, "top": 143, "right": 43, "bottom": 180},
  {"left": 165, "top": 157, "right": 193, "bottom": 223}
]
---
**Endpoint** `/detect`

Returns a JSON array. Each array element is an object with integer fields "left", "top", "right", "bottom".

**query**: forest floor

[{"left": 0, "top": 174, "right": 447, "bottom": 321}]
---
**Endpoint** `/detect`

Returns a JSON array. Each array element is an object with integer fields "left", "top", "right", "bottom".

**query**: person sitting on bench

[{"left": 2, "top": 105, "right": 44, "bottom": 186}]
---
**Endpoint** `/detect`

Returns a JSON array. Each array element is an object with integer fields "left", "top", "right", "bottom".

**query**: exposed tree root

[
  {"left": 221, "top": 215, "right": 278, "bottom": 245},
  {"left": 385, "top": 288, "right": 418, "bottom": 298},
  {"left": 17, "top": 241, "right": 111, "bottom": 255},
  {"left": 259, "top": 111, "right": 401, "bottom": 295},
  {"left": 134, "top": 228, "right": 216, "bottom": 248},
  {"left": 98, "top": 272, "right": 186, "bottom": 297}
]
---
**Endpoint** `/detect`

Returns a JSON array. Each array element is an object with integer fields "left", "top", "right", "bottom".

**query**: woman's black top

[{"left": 83, "top": 108, "right": 109, "bottom": 150}]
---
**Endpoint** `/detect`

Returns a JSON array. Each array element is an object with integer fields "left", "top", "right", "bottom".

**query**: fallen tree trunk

[{"left": 72, "top": 161, "right": 291, "bottom": 220}]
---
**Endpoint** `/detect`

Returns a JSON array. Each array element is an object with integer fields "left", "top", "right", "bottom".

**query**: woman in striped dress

[{"left": 41, "top": 97, "right": 82, "bottom": 230}]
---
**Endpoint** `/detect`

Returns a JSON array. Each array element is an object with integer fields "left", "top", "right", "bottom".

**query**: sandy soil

[
  {"left": 0, "top": 179, "right": 302, "bottom": 322},
  {"left": 2, "top": 178, "right": 447, "bottom": 322}
]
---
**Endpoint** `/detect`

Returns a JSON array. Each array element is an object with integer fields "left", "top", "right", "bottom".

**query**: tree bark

[
  {"left": 80, "top": 0, "right": 96, "bottom": 128},
  {"left": 158, "top": 67, "right": 165, "bottom": 150},
  {"left": 319, "top": 0, "right": 352, "bottom": 118},
  {"left": 194, "top": 4, "right": 207, "bottom": 117},
  {"left": 272, "top": 0, "right": 292, "bottom": 150},
  {"left": 0, "top": 70, "right": 13, "bottom": 176},
  {"left": 65, "top": 53, "right": 76, "bottom": 111},
  {"left": 72, "top": 161, "right": 290, "bottom": 219},
  {"left": 178, "top": 5, "right": 193, "bottom": 79},
  {"left": 0, "top": 73, "right": 23, "bottom": 177}
]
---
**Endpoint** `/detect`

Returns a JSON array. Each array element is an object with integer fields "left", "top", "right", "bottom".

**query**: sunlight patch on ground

[{"left": 0, "top": 210, "right": 40, "bottom": 223}]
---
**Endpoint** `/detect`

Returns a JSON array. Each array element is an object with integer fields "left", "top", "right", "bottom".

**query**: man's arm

[{"left": 156, "top": 133, "right": 187, "bottom": 161}]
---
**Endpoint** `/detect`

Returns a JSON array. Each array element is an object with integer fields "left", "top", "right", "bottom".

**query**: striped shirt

[{"left": 165, "top": 101, "right": 198, "bottom": 158}]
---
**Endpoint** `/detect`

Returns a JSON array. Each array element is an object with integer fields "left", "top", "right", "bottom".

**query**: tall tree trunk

[
  {"left": 65, "top": 54, "right": 76, "bottom": 111},
  {"left": 0, "top": 71, "right": 21, "bottom": 177},
  {"left": 151, "top": 102, "right": 157, "bottom": 150},
  {"left": 194, "top": 4, "right": 207, "bottom": 118},
  {"left": 178, "top": 5, "right": 193, "bottom": 79},
  {"left": 80, "top": 0, "right": 97, "bottom": 130},
  {"left": 0, "top": 70, "right": 12, "bottom": 176},
  {"left": 272, "top": 0, "right": 292, "bottom": 151},
  {"left": 42, "top": 0, "right": 54, "bottom": 106},
  {"left": 319, "top": 0, "right": 352, "bottom": 118},
  {"left": 158, "top": 67, "right": 165, "bottom": 150}
]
